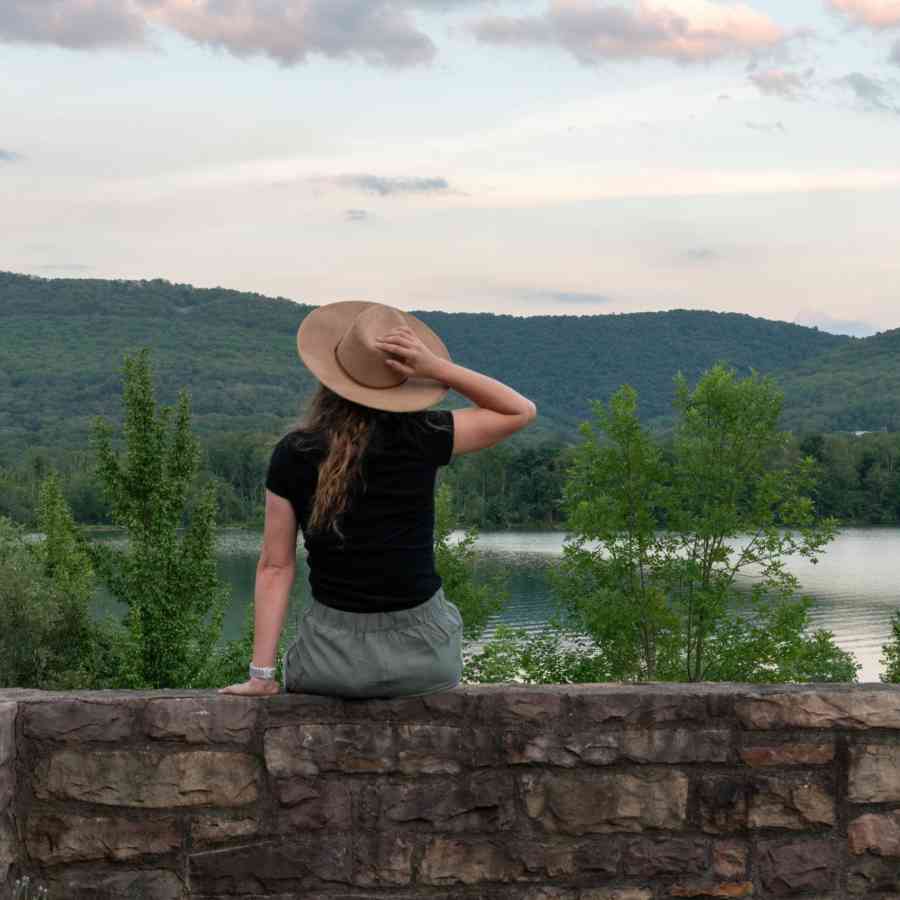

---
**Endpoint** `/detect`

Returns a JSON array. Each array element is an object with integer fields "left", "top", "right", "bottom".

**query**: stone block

[
  {"left": 23, "top": 698, "right": 136, "bottom": 742},
  {"left": 522, "top": 769, "right": 689, "bottom": 834},
  {"left": 25, "top": 812, "right": 181, "bottom": 864},
  {"left": 849, "top": 811, "right": 900, "bottom": 857},
  {"left": 579, "top": 891, "right": 654, "bottom": 900},
  {"left": 622, "top": 836, "right": 708, "bottom": 876},
  {"left": 44, "top": 868, "right": 185, "bottom": 900},
  {"left": 572, "top": 837, "right": 621, "bottom": 876},
  {"left": 0, "top": 703, "right": 15, "bottom": 767},
  {"left": 757, "top": 838, "right": 836, "bottom": 895},
  {"left": 352, "top": 831, "right": 415, "bottom": 886},
  {"left": 189, "top": 835, "right": 353, "bottom": 894},
  {"left": 748, "top": 776, "right": 835, "bottom": 829},
  {"left": 739, "top": 742, "right": 834, "bottom": 767},
  {"left": 33, "top": 750, "right": 259, "bottom": 807},
  {"left": 264, "top": 723, "right": 394, "bottom": 777},
  {"left": 419, "top": 836, "right": 526, "bottom": 884},
  {"left": 848, "top": 853, "right": 900, "bottom": 895},
  {"left": 849, "top": 743, "right": 900, "bottom": 802},
  {"left": 145, "top": 697, "right": 258, "bottom": 744},
  {"left": 669, "top": 883, "right": 754, "bottom": 897},
  {"left": 572, "top": 687, "right": 709, "bottom": 726},
  {"left": 478, "top": 687, "right": 567, "bottom": 724},
  {"left": 395, "top": 723, "right": 496, "bottom": 772},
  {"left": 272, "top": 779, "right": 352, "bottom": 831},
  {"left": 190, "top": 815, "right": 259, "bottom": 848},
  {"left": 0, "top": 814, "right": 17, "bottom": 888},
  {"left": 698, "top": 777, "right": 751, "bottom": 834},
  {"left": 712, "top": 841, "right": 749, "bottom": 879},
  {"left": 736, "top": 689, "right": 900, "bottom": 730},
  {"left": 379, "top": 770, "right": 515, "bottom": 832}
]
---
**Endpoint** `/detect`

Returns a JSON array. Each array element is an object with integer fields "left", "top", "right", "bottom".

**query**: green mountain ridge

[{"left": 0, "top": 270, "right": 875, "bottom": 453}]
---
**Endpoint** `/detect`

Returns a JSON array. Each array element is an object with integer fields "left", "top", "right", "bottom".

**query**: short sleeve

[
  {"left": 420, "top": 409, "right": 455, "bottom": 467},
  {"left": 265, "top": 437, "right": 296, "bottom": 500}
]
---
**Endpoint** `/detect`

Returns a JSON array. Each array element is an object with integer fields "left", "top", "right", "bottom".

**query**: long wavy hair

[{"left": 287, "top": 383, "right": 449, "bottom": 541}]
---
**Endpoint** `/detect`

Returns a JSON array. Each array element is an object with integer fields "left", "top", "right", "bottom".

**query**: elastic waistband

[{"left": 306, "top": 586, "right": 445, "bottom": 633}]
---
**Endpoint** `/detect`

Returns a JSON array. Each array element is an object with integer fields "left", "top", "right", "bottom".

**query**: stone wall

[{"left": 1, "top": 683, "right": 900, "bottom": 899}]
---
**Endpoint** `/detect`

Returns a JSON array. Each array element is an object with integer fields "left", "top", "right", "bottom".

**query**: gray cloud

[
  {"left": 344, "top": 208, "right": 371, "bottom": 222},
  {"left": 0, "top": 148, "right": 22, "bottom": 162},
  {"left": 33, "top": 263, "right": 94, "bottom": 273},
  {"left": 0, "top": 0, "right": 492, "bottom": 67},
  {"left": 891, "top": 38, "right": 900, "bottom": 67},
  {"left": 320, "top": 174, "right": 454, "bottom": 196},
  {"left": 468, "top": 0, "right": 786, "bottom": 65},
  {"left": 745, "top": 119, "right": 787, "bottom": 134},
  {"left": 681, "top": 247, "right": 722, "bottom": 263},
  {"left": 749, "top": 66, "right": 815, "bottom": 99},
  {"left": 0, "top": 0, "right": 145, "bottom": 49},
  {"left": 836, "top": 71, "right": 900, "bottom": 114},
  {"left": 523, "top": 289, "right": 614, "bottom": 306}
]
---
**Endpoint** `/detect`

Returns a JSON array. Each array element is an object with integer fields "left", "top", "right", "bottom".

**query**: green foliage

[
  {"left": 548, "top": 364, "right": 859, "bottom": 684},
  {"left": 462, "top": 623, "right": 611, "bottom": 684},
  {"left": 434, "top": 481, "right": 508, "bottom": 641},
  {"left": 90, "top": 349, "right": 229, "bottom": 688}
]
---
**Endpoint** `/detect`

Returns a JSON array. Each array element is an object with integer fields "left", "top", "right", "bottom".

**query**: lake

[{"left": 92, "top": 527, "right": 900, "bottom": 683}]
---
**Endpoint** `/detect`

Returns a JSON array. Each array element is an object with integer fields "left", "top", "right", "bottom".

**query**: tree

[
  {"left": 434, "top": 481, "right": 508, "bottom": 641},
  {"left": 549, "top": 364, "right": 860, "bottom": 684},
  {"left": 91, "top": 349, "right": 229, "bottom": 688}
]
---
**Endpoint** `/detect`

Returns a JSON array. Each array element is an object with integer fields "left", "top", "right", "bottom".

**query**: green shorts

[{"left": 282, "top": 585, "right": 464, "bottom": 699}]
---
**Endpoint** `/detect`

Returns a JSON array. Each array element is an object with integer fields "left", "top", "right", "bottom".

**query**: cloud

[
  {"left": 468, "top": 0, "right": 786, "bottom": 65},
  {"left": 317, "top": 173, "right": 455, "bottom": 196},
  {"left": 794, "top": 308, "right": 878, "bottom": 337},
  {"left": 749, "top": 66, "right": 815, "bottom": 99},
  {"left": 344, "top": 208, "right": 371, "bottom": 221},
  {"left": 891, "top": 37, "right": 900, "bottom": 64},
  {"left": 0, "top": 148, "right": 22, "bottom": 162},
  {"left": 520, "top": 289, "right": 614, "bottom": 305},
  {"left": 745, "top": 119, "right": 787, "bottom": 133},
  {"left": 681, "top": 247, "right": 723, "bottom": 262},
  {"left": 826, "top": 0, "right": 900, "bottom": 29},
  {"left": 0, "top": 0, "right": 490, "bottom": 67},
  {"left": 836, "top": 71, "right": 900, "bottom": 112},
  {"left": 32, "top": 263, "right": 94, "bottom": 273}
]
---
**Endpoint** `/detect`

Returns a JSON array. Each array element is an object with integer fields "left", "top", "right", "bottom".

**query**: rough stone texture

[
  {"left": 848, "top": 811, "right": 900, "bottom": 857},
  {"left": 33, "top": 749, "right": 259, "bottom": 807},
  {"left": 145, "top": 697, "right": 258, "bottom": 744},
  {"left": 25, "top": 812, "right": 181, "bottom": 864},
  {"left": 757, "top": 838, "right": 836, "bottom": 894},
  {"left": 848, "top": 743, "right": 900, "bottom": 802},
  {"left": 522, "top": 768, "right": 689, "bottom": 834},
  {"left": 3, "top": 684, "right": 900, "bottom": 899},
  {"left": 736, "top": 688, "right": 900, "bottom": 730},
  {"left": 748, "top": 776, "right": 835, "bottom": 829},
  {"left": 740, "top": 741, "right": 835, "bottom": 767},
  {"left": 23, "top": 698, "right": 137, "bottom": 742}
]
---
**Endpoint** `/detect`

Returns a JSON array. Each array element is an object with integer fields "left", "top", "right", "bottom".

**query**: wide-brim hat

[{"left": 297, "top": 300, "right": 452, "bottom": 412}]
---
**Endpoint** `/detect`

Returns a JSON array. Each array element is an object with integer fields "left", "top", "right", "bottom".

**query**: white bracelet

[{"left": 249, "top": 663, "right": 276, "bottom": 681}]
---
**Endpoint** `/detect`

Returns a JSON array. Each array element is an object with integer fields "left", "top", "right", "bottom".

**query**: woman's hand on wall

[{"left": 218, "top": 677, "right": 281, "bottom": 696}]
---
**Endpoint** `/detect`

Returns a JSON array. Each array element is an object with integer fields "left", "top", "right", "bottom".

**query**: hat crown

[{"left": 334, "top": 304, "right": 408, "bottom": 390}]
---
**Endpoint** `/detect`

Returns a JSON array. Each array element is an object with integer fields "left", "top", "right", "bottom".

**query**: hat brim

[{"left": 297, "top": 301, "right": 451, "bottom": 412}]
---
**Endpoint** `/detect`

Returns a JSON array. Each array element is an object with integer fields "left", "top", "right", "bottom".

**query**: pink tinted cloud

[
  {"left": 469, "top": 0, "right": 786, "bottom": 65},
  {"left": 0, "top": 0, "right": 452, "bottom": 66},
  {"left": 827, "top": 0, "right": 900, "bottom": 29}
]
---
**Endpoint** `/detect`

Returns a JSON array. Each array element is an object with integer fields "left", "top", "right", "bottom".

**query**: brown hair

[{"left": 288, "top": 383, "right": 375, "bottom": 541}]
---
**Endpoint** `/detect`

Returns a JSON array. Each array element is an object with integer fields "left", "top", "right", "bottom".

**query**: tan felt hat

[{"left": 296, "top": 301, "right": 452, "bottom": 412}]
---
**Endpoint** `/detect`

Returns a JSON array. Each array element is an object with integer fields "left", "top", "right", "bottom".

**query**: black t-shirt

[{"left": 265, "top": 409, "right": 455, "bottom": 613}]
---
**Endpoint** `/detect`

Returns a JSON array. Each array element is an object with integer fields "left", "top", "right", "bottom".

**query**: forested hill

[
  {"left": 0, "top": 271, "right": 852, "bottom": 451},
  {"left": 777, "top": 327, "right": 900, "bottom": 434}
]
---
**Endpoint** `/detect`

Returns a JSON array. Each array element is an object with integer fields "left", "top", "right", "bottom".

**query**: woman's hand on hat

[{"left": 374, "top": 326, "right": 439, "bottom": 380}]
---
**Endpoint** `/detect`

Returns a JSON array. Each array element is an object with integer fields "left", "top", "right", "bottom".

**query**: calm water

[{"left": 91, "top": 528, "right": 900, "bottom": 683}]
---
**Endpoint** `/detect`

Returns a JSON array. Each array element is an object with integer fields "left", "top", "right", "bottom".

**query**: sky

[{"left": 3, "top": 0, "right": 900, "bottom": 336}]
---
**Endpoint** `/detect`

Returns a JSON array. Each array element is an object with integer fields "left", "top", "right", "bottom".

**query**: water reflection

[{"left": 88, "top": 526, "right": 900, "bottom": 682}]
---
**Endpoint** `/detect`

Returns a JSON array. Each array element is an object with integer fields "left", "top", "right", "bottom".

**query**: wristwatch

[{"left": 249, "top": 663, "right": 276, "bottom": 681}]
